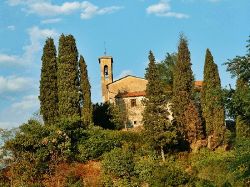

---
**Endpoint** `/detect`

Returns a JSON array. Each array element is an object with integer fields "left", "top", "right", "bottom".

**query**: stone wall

[
  {"left": 107, "top": 76, "right": 148, "bottom": 103},
  {"left": 116, "top": 96, "right": 145, "bottom": 127}
]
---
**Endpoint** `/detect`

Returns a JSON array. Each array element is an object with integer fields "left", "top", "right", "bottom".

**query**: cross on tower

[{"left": 104, "top": 41, "right": 107, "bottom": 56}]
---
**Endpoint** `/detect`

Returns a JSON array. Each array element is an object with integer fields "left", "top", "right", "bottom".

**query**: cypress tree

[
  {"left": 39, "top": 38, "right": 58, "bottom": 125},
  {"left": 143, "top": 51, "right": 178, "bottom": 161},
  {"left": 172, "top": 35, "right": 195, "bottom": 142},
  {"left": 57, "top": 34, "right": 80, "bottom": 121},
  {"left": 79, "top": 55, "right": 93, "bottom": 126},
  {"left": 201, "top": 49, "right": 225, "bottom": 148},
  {"left": 184, "top": 100, "right": 205, "bottom": 144}
]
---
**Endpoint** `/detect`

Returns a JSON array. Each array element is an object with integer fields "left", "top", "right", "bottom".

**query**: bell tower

[{"left": 99, "top": 56, "right": 113, "bottom": 102}]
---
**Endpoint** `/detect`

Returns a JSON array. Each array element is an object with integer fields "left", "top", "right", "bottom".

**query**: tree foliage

[
  {"left": 201, "top": 49, "right": 225, "bottom": 147},
  {"left": 4, "top": 120, "right": 51, "bottom": 184},
  {"left": 156, "top": 52, "right": 176, "bottom": 92},
  {"left": 172, "top": 35, "right": 201, "bottom": 144},
  {"left": 57, "top": 34, "right": 81, "bottom": 122},
  {"left": 79, "top": 55, "right": 92, "bottom": 127},
  {"left": 39, "top": 38, "right": 58, "bottom": 125},
  {"left": 225, "top": 36, "right": 250, "bottom": 139},
  {"left": 225, "top": 36, "right": 250, "bottom": 82},
  {"left": 184, "top": 100, "right": 205, "bottom": 144},
  {"left": 92, "top": 103, "right": 121, "bottom": 130},
  {"left": 143, "top": 51, "right": 178, "bottom": 161}
]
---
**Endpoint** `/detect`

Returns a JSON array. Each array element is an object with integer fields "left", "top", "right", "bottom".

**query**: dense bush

[
  {"left": 135, "top": 156, "right": 192, "bottom": 186},
  {"left": 3, "top": 119, "right": 85, "bottom": 185},
  {"left": 102, "top": 147, "right": 135, "bottom": 178},
  {"left": 229, "top": 138, "right": 250, "bottom": 186},
  {"left": 4, "top": 120, "right": 51, "bottom": 184},
  {"left": 101, "top": 147, "right": 137, "bottom": 186},
  {"left": 188, "top": 145, "right": 250, "bottom": 186},
  {"left": 77, "top": 129, "right": 122, "bottom": 162},
  {"left": 76, "top": 128, "right": 143, "bottom": 162}
]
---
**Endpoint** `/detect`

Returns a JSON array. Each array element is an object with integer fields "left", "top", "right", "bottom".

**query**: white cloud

[
  {"left": 0, "top": 122, "right": 19, "bottom": 129},
  {"left": 7, "top": 25, "right": 16, "bottom": 31},
  {"left": 182, "top": 0, "right": 221, "bottom": 3},
  {"left": 7, "top": 0, "right": 46, "bottom": 6},
  {"left": 0, "top": 54, "right": 17, "bottom": 64},
  {"left": 80, "top": 2, "right": 122, "bottom": 19},
  {"left": 7, "top": 1, "right": 123, "bottom": 19},
  {"left": 28, "top": 2, "right": 81, "bottom": 16},
  {"left": 11, "top": 95, "right": 39, "bottom": 111},
  {"left": 146, "top": 0, "right": 189, "bottom": 19},
  {"left": 23, "top": 26, "right": 59, "bottom": 62},
  {"left": 0, "top": 76, "right": 34, "bottom": 94},
  {"left": 0, "top": 26, "right": 58, "bottom": 66},
  {"left": 41, "top": 18, "right": 62, "bottom": 24},
  {"left": 0, "top": 95, "right": 40, "bottom": 129},
  {"left": 147, "top": 1, "right": 171, "bottom": 14}
]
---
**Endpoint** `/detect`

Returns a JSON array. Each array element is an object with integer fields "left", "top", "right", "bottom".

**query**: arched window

[{"left": 104, "top": 65, "right": 108, "bottom": 79}]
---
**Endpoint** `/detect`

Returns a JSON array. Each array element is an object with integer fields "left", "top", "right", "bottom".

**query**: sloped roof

[
  {"left": 107, "top": 75, "right": 147, "bottom": 86},
  {"left": 116, "top": 91, "right": 146, "bottom": 98}
]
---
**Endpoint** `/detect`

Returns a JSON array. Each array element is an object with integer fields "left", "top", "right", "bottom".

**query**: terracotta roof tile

[
  {"left": 116, "top": 91, "right": 146, "bottom": 98},
  {"left": 194, "top": 80, "right": 203, "bottom": 87}
]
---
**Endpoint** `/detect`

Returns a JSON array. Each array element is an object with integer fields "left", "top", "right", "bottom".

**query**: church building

[
  {"left": 99, "top": 56, "right": 147, "bottom": 128},
  {"left": 99, "top": 55, "right": 202, "bottom": 128}
]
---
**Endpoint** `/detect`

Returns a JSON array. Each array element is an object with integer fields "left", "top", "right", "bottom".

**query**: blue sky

[{"left": 0, "top": 0, "right": 249, "bottom": 129}]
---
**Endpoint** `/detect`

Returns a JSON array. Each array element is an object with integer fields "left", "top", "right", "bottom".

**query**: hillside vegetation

[{"left": 0, "top": 35, "right": 249, "bottom": 187}]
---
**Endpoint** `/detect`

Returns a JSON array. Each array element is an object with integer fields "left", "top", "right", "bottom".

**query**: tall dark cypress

[
  {"left": 172, "top": 35, "right": 194, "bottom": 141},
  {"left": 143, "top": 51, "right": 178, "bottom": 161},
  {"left": 39, "top": 38, "right": 58, "bottom": 125},
  {"left": 79, "top": 55, "right": 92, "bottom": 126},
  {"left": 57, "top": 34, "right": 80, "bottom": 121},
  {"left": 201, "top": 49, "right": 225, "bottom": 148}
]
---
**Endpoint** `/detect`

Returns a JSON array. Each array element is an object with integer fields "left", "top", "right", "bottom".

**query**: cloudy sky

[{"left": 0, "top": 0, "right": 249, "bottom": 129}]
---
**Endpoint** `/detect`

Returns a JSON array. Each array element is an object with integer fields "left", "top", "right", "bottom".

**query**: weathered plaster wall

[{"left": 107, "top": 76, "right": 148, "bottom": 103}]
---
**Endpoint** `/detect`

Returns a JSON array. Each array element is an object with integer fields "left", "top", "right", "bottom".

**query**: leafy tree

[
  {"left": 79, "top": 55, "right": 92, "bottom": 127},
  {"left": 4, "top": 119, "right": 78, "bottom": 185},
  {"left": 157, "top": 52, "right": 177, "bottom": 92},
  {"left": 39, "top": 38, "right": 58, "bottom": 125},
  {"left": 92, "top": 103, "right": 116, "bottom": 130},
  {"left": 172, "top": 35, "right": 197, "bottom": 144},
  {"left": 225, "top": 36, "right": 250, "bottom": 82},
  {"left": 225, "top": 36, "right": 250, "bottom": 139},
  {"left": 4, "top": 120, "right": 51, "bottom": 185},
  {"left": 143, "top": 50, "right": 177, "bottom": 161},
  {"left": 57, "top": 34, "right": 81, "bottom": 122},
  {"left": 201, "top": 49, "right": 225, "bottom": 148},
  {"left": 110, "top": 101, "right": 127, "bottom": 129},
  {"left": 184, "top": 100, "right": 205, "bottom": 144}
]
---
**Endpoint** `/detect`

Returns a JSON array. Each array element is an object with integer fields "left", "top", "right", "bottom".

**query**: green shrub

[
  {"left": 229, "top": 138, "right": 250, "bottom": 186},
  {"left": 77, "top": 129, "right": 122, "bottom": 162},
  {"left": 102, "top": 147, "right": 135, "bottom": 178},
  {"left": 135, "top": 156, "right": 191, "bottom": 186}
]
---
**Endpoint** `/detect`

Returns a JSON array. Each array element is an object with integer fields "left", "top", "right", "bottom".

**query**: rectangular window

[{"left": 131, "top": 99, "right": 136, "bottom": 107}]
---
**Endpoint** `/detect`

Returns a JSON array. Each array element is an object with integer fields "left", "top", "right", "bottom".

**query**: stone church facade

[
  {"left": 99, "top": 56, "right": 147, "bottom": 127},
  {"left": 99, "top": 55, "right": 202, "bottom": 128}
]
